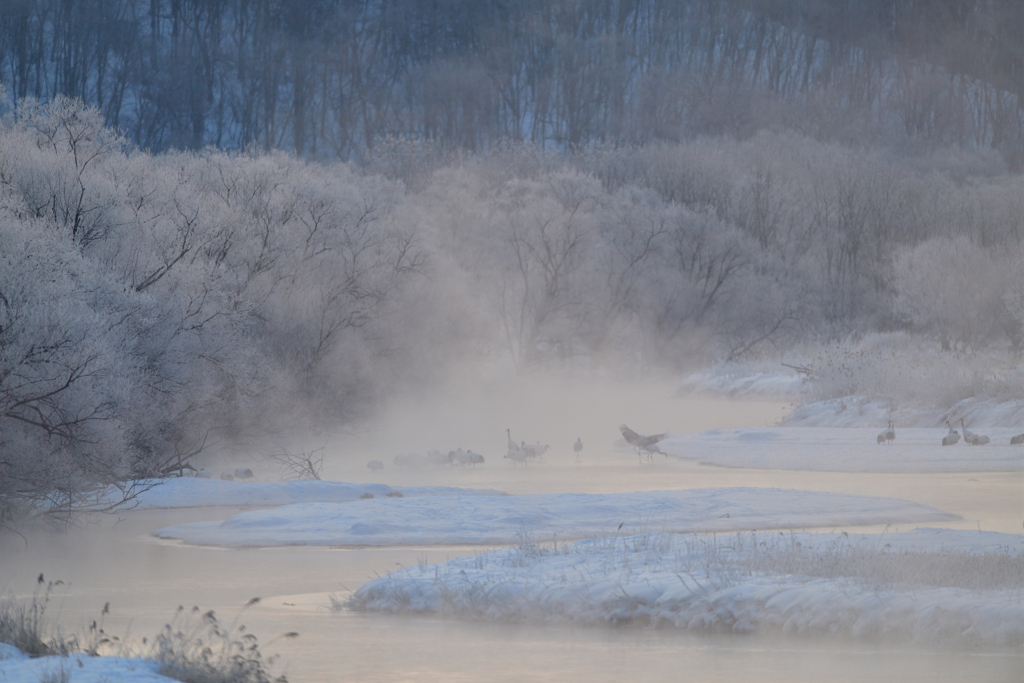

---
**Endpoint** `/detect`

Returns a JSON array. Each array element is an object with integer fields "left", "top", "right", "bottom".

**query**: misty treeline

[
  {"left": 1, "top": 94, "right": 1023, "bottom": 525},
  {"left": 0, "top": 0, "right": 1021, "bottom": 164}
]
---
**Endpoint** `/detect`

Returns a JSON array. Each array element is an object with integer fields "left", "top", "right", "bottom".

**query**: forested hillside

[{"left": 1, "top": 1, "right": 1021, "bottom": 164}]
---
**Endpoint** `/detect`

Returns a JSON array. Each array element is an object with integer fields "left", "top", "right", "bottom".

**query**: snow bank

[
  {"left": 109, "top": 478, "right": 505, "bottom": 510},
  {"left": 661, "top": 427, "right": 1024, "bottom": 472},
  {"left": 0, "top": 643, "right": 24, "bottom": 661},
  {"left": 0, "top": 650, "right": 174, "bottom": 682},
  {"left": 783, "top": 396, "right": 1024, "bottom": 428},
  {"left": 676, "top": 353, "right": 1024, "bottom": 430},
  {"left": 154, "top": 488, "right": 957, "bottom": 547},
  {"left": 679, "top": 367, "right": 804, "bottom": 398},
  {"left": 347, "top": 528, "right": 1024, "bottom": 648}
]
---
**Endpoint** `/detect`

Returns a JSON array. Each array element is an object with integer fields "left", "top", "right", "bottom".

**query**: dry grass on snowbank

[
  {"left": 0, "top": 580, "right": 294, "bottom": 683},
  {"left": 506, "top": 531, "right": 1024, "bottom": 593}
]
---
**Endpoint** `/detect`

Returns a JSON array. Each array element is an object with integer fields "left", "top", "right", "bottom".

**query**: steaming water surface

[{"left": 2, "top": 386, "right": 1022, "bottom": 682}]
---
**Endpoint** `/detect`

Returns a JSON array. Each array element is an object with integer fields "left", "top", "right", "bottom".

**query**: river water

[{"left": 1, "top": 379, "right": 1022, "bottom": 682}]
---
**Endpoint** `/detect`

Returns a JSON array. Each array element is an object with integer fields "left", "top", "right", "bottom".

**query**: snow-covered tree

[{"left": 893, "top": 236, "right": 1016, "bottom": 352}]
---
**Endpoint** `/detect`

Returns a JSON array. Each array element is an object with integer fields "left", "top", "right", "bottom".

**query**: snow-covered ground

[
  {"left": 0, "top": 644, "right": 174, "bottom": 682},
  {"left": 153, "top": 488, "right": 957, "bottom": 547},
  {"left": 106, "top": 478, "right": 505, "bottom": 510},
  {"left": 347, "top": 528, "right": 1024, "bottom": 648},
  {"left": 678, "top": 368, "right": 804, "bottom": 399},
  {"left": 660, "top": 427, "right": 1024, "bottom": 472},
  {"left": 783, "top": 396, "right": 1024, "bottom": 429}
]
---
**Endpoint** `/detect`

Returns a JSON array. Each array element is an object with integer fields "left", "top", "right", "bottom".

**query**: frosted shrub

[
  {"left": 1, "top": 582, "right": 295, "bottom": 683},
  {"left": 264, "top": 447, "right": 324, "bottom": 481},
  {"left": 802, "top": 332, "right": 1023, "bottom": 409},
  {"left": 893, "top": 236, "right": 1018, "bottom": 352},
  {"left": 1006, "top": 253, "right": 1024, "bottom": 341}
]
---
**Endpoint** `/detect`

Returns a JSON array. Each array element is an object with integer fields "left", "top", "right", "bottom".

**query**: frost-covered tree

[
  {"left": 0, "top": 214, "right": 143, "bottom": 525},
  {"left": 893, "top": 236, "right": 1017, "bottom": 352},
  {"left": 999, "top": 252, "right": 1024, "bottom": 354},
  {"left": 490, "top": 171, "right": 600, "bottom": 370},
  {"left": 0, "top": 98, "right": 422, "bottom": 528},
  {"left": 3, "top": 91, "right": 1024, "bottom": 529}
]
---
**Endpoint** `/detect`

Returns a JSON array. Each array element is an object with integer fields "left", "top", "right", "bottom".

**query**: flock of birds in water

[
  {"left": 370, "top": 424, "right": 670, "bottom": 471},
  {"left": 187, "top": 421, "right": 1024, "bottom": 478},
  {"left": 880, "top": 418, "right": 1024, "bottom": 447},
  {"left": 876, "top": 417, "right": 1019, "bottom": 448},
  {"left": 375, "top": 419, "right": 1024, "bottom": 471}
]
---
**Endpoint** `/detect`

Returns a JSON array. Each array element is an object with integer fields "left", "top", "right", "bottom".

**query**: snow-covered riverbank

[
  {"left": 660, "top": 427, "right": 1024, "bottom": 472},
  {"left": 0, "top": 644, "right": 174, "bottom": 683}
]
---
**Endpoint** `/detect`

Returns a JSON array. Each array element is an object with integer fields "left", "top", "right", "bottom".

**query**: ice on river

[
  {"left": 105, "top": 478, "right": 505, "bottom": 510},
  {"left": 153, "top": 487, "right": 957, "bottom": 547},
  {"left": 660, "top": 427, "right": 1024, "bottom": 472},
  {"left": 347, "top": 528, "right": 1024, "bottom": 648}
]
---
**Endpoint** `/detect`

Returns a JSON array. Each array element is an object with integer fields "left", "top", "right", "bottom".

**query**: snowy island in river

[
  {"left": 153, "top": 487, "right": 957, "bottom": 547},
  {"left": 347, "top": 528, "right": 1024, "bottom": 648}
]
